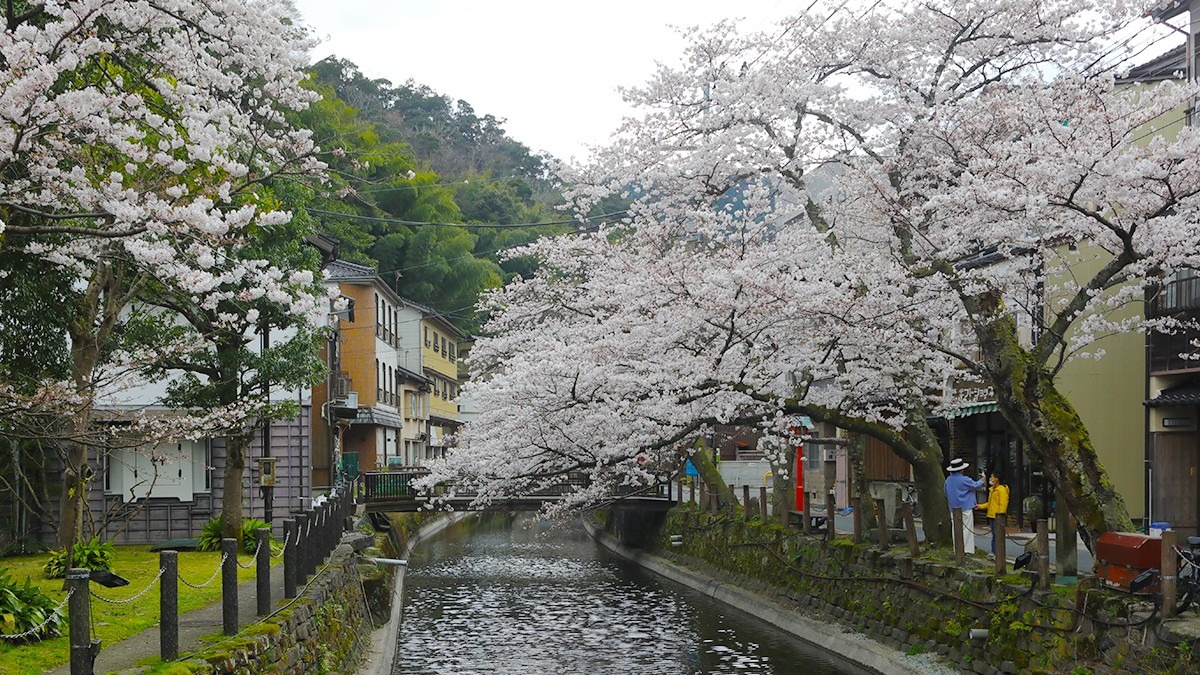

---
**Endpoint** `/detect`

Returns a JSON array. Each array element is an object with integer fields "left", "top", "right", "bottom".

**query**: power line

[{"left": 306, "top": 208, "right": 628, "bottom": 229}]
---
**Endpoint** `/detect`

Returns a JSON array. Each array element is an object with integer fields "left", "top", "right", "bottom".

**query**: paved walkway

[{"left": 47, "top": 569, "right": 286, "bottom": 675}]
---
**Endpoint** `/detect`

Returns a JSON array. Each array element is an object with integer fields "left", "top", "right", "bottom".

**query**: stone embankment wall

[
  {"left": 617, "top": 506, "right": 1199, "bottom": 675},
  {"left": 185, "top": 540, "right": 384, "bottom": 674}
]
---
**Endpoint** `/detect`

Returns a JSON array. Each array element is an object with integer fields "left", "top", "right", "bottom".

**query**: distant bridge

[{"left": 358, "top": 469, "right": 676, "bottom": 513}]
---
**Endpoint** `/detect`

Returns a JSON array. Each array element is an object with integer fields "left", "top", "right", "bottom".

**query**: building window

[
  {"left": 375, "top": 294, "right": 381, "bottom": 337},
  {"left": 449, "top": 342, "right": 457, "bottom": 361},
  {"left": 441, "top": 335, "right": 447, "bottom": 357},
  {"left": 424, "top": 326, "right": 430, "bottom": 347}
]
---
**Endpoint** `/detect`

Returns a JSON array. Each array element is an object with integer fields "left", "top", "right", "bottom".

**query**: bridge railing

[{"left": 361, "top": 469, "right": 431, "bottom": 500}]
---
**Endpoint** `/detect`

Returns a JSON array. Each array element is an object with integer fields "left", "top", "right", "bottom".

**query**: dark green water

[{"left": 393, "top": 514, "right": 867, "bottom": 674}]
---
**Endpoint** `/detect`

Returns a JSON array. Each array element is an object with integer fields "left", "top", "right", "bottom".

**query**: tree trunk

[
  {"left": 688, "top": 443, "right": 735, "bottom": 508},
  {"left": 904, "top": 411, "right": 953, "bottom": 547},
  {"left": 221, "top": 430, "right": 249, "bottom": 544},
  {"left": 848, "top": 435, "right": 876, "bottom": 538},
  {"left": 975, "top": 312, "right": 1133, "bottom": 551}
]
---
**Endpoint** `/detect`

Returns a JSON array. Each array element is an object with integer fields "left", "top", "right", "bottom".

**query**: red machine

[{"left": 1095, "top": 532, "right": 1162, "bottom": 594}]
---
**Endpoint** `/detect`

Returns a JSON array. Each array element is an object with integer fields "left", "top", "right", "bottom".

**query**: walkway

[{"left": 47, "top": 570, "right": 286, "bottom": 675}]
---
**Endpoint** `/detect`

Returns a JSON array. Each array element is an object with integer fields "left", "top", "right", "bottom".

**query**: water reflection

[{"left": 394, "top": 514, "right": 863, "bottom": 674}]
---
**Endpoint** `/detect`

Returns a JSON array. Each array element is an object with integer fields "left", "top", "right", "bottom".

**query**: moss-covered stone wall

[
  {"left": 628, "top": 505, "right": 1200, "bottom": 674},
  {"left": 174, "top": 543, "right": 381, "bottom": 674}
]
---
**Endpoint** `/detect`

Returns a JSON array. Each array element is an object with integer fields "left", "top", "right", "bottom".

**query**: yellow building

[{"left": 396, "top": 301, "right": 464, "bottom": 459}]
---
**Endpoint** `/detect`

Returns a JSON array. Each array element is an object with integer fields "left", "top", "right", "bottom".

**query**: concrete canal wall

[
  {"left": 597, "top": 506, "right": 1200, "bottom": 675},
  {"left": 359, "top": 511, "right": 476, "bottom": 675}
]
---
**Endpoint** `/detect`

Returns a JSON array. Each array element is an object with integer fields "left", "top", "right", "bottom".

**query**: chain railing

[
  {"left": 0, "top": 589, "right": 72, "bottom": 640},
  {"left": 91, "top": 567, "right": 166, "bottom": 605},
  {"left": 178, "top": 552, "right": 229, "bottom": 589}
]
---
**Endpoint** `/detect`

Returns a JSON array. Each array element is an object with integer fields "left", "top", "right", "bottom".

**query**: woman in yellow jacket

[{"left": 975, "top": 471, "right": 1010, "bottom": 559}]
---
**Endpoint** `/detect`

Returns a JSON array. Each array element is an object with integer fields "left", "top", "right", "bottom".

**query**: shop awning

[{"left": 945, "top": 401, "right": 999, "bottom": 419}]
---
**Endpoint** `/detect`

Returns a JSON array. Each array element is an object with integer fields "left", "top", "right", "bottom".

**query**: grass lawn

[{"left": 0, "top": 545, "right": 280, "bottom": 673}]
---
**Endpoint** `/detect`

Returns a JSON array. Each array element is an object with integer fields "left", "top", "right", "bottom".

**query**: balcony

[{"left": 1149, "top": 274, "right": 1200, "bottom": 374}]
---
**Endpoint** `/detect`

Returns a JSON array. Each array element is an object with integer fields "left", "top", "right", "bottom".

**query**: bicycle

[{"left": 1177, "top": 536, "right": 1200, "bottom": 613}]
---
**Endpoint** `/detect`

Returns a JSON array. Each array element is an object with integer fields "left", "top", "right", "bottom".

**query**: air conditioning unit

[
  {"left": 415, "top": 433, "right": 427, "bottom": 442},
  {"left": 332, "top": 377, "right": 351, "bottom": 399},
  {"left": 821, "top": 448, "right": 838, "bottom": 462}
]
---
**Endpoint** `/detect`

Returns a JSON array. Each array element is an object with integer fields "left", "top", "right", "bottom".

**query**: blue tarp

[{"left": 685, "top": 459, "right": 699, "bottom": 477}]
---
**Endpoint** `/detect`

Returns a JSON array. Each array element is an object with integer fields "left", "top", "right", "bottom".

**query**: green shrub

[
  {"left": 0, "top": 571, "right": 66, "bottom": 641},
  {"left": 198, "top": 516, "right": 275, "bottom": 554},
  {"left": 42, "top": 537, "right": 115, "bottom": 579}
]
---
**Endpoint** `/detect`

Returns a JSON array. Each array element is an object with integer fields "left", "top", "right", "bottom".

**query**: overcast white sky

[{"left": 292, "top": 1, "right": 796, "bottom": 163}]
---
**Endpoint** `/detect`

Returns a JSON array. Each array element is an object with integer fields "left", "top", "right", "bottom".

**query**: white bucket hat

[{"left": 946, "top": 458, "right": 970, "bottom": 472}]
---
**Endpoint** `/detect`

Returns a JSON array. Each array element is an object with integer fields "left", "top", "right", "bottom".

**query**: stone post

[
  {"left": 222, "top": 538, "right": 239, "bottom": 635},
  {"left": 256, "top": 529, "right": 271, "bottom": 616},
  {"left": 743, "top": 485, "right": 752, "bottom": 522},
  {"left": 826, "top": 490, "right": 837, "bottom": 542},
  {"left": 284, "top": 519, "right": 298, "bottom": 598},
  {"left": 160, "top": 551, "right": 178, "bottom": 662},
  {"left": 68, "top": 568, "right": 91, "bottom": 675},
  {"left": 953, "top": 508, "right": 965, "bottom": 565},
  {"left": 994, "top": 517, "right": 1007, "bottom": 575},
  {"left": 903, "top": 503, "right": 919, "bottom": 557},
  {"left": 1055, "top": 501, "right": 1078, "bottom": 584},
  {"left": 1036, "top": 519, "right": 1050, "bottom": 591},
  {"left": 852, "top": 497, "right": 862, "bottom": 544},
  {"left": 759, "top": 487, "right": 768, "bottom": 520},
  {"left": 1162, "top": 530, "right": 1178, "bottom": 619},
  {"left": 874, "top": 498, "right": 889, "bottom": 550}
]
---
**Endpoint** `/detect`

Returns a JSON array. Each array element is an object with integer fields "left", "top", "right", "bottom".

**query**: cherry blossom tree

[
  {"left": 433, "top": 0, "right": 1200, "bottom": 551},
  {"left": 0, "top": 0, "right": 326, "bottom": 549}
]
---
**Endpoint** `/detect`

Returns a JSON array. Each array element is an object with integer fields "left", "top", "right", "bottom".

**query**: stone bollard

[
  {"left": 256, "top": 529, "right": 271, "bottom": 616},
  {"left": 68, "top": 568, "right": 92, "bottom": 675},
  {"left": 874, "top": 498, "right": 889, "bottom": 550},
  {"left": 953, "top": 508, "right": 965, "bottom": 565},
  {"left": 826, "top": 490, "right": 837, "bottom": 542},
  {"left": 903, "top": 503, "right": 919, "bottom": 557},
  {"left": 160, "top": 551, "right": 179, "bottom": 662},
  {"left": 759, "top": 487, "right": 768, "bottom": 520},
  {"left": 1036, "top": 519, "right": 1050, "bottom": 591},
  {"left": 743, "top": 485, "right": 752, "bottom": 522},
  {"left": 994, "top": 518, "right": 1007, "bottom": 575},
  {"left": 222, "top": 538, "right": 239, "bottom": 635},
  {"left": 284, "top": 519, "right": 298, "bottom": 598},
  {"left": 852, "top": 497, "right": 862, "bottom": 544},
  {"left": 1162, "top": 530, "right": 1178, "bottom": 619}
]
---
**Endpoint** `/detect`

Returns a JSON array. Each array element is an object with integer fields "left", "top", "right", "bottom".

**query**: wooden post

[
  {"left": 994, "top": 517, "right": 1007, "bottom": 575},
  {"left": 68, "top": 568, "right": 91, "bottom": 675},
  {"left": 852, "top": 496, "right": 862, "bottom": 544},
  {"left": 256, "top": 529, "right": 271, "bottom": 616},
  {"left": 1162, "top": 530, "right": 1178, "bottom": 619},
  {"left": 222, "top": 538, "right": 239, "bottom": 635},
  {"left": 284, "top": 519, "right": 298, "bottom": 599},
  {"left": 759, "top": 486, "right": 768, "bottom": 520},
  {"left": 160, "top": 551, "right": 179, "bottom": 662},
  {"left": 953, "top": 508, "right": 965, "bottom": 565},
  {"left": 743, "top": 485, "right": 752, "bottom": 522},
  {"left": 902, "top": 502, "right": 919, "bottom": 557},
  {"left": 1036, "top": 519, "right": 1050, "bottom": 591},
  {"left": 826, "top": 490, "right": 837, "bottom": 541},
  {"left": 874, "top": 498, "right": 889, "bottom": 550},
  {"left": 690, "top": 480, "right": 696, "bottom": 505}
]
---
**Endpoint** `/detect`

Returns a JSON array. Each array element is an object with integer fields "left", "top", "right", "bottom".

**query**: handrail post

[
  {"left": 221, "top": 538, "right": 238, "bottom": 635},
  {"left": 256, "top": 529, "right": 271, "bottom": 616},
  {"left": 994, "top": 517, "right": 1007, "bottom": 575},
  {"left": 1162, "top": 530, "right": 1178, "bottom": 618},
  {"left": 874, "top": 498, "right": 889, "bottom": 550},
  {"left": 68, "top": 568, "right": 92, "bottom": 675},
  {"left": 160, "top": 551, "right": 179, "bottom": 662},
  {"left": 284, "top": 519, "right": 298, "bottom": 598},
  {"left": 953, "top": 508, "right": 965, "bottom": 564}
]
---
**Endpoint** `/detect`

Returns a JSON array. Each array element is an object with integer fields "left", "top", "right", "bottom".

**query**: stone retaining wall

[
  {"left": 184, "top": 541, "right": 380, "bottom": 674},
  {"left": 632, "top": 505, "right": 1199, "bottom": 674}
]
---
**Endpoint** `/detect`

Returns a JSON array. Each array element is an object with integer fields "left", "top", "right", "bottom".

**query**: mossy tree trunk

[
  {"left": 688, "top": 443, "right": 736, "bottom": 509},
  {"left": 972, "top": 308, "right": 1133, "bottom": 551},
  {"left": 847, "top": 434, "right": 876, "bottom": 538}
]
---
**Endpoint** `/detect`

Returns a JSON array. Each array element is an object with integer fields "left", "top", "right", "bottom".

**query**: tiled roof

[
  {"left": 1120, "top": 45, "right": 1186, "bottom": 83},
  {"left": 1146, "top": 381, "right": 1200, "bottom": 407},
  {"left": 326, "top": 259, "right": 377, "bottom": 279}
]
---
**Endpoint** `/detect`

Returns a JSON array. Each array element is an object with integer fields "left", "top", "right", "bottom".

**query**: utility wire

[{"left": 306, "top": 208, "right": 628, "bottom": 229}]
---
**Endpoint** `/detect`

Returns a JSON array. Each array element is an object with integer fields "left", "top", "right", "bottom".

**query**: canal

[{"left": 393, "top": 514, "right": 869, "bottom": 674}]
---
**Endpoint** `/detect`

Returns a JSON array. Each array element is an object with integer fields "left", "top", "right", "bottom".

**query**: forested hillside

[{"left": 296, "top": 57, "right": 584, "bottom": 334}]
